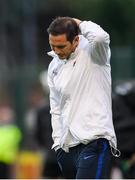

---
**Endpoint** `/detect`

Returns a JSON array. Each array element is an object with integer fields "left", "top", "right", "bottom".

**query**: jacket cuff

[{"left": 52, "top": 144, "right": 61, "bottom": 151}]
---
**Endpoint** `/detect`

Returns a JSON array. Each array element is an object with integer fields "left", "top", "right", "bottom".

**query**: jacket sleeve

[
  {"left": 47, "top": 65, "right": 62, "bottom": 150},
  {"left": 79, "top": 21, "right": 111, "bottom": 65}
]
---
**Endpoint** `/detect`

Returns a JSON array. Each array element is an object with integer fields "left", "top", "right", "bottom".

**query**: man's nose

[{"left": 53, "top": 47, "right": 60, "bottom": 54}]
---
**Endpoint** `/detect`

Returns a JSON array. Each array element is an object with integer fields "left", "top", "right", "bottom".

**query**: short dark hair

[{"left": 47, "top": 16, "right": 80, "bottom": 42}]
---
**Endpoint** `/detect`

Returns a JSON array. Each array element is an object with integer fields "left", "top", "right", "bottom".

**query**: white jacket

[{"left": 47, "top": 21, "right": 117, "bottom": 152}]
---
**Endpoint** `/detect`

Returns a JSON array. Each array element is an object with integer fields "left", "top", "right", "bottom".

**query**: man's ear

[
  {"left": 74, "top": 35, "right": 79, "bottom": 43},
  {"left": 73, "top": 36, "right": 79, "bottom": 47}
]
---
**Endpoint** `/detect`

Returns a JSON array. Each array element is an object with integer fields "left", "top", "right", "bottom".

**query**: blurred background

[{"left": 0, "top": 0, "right": 135, "bottom": 178}]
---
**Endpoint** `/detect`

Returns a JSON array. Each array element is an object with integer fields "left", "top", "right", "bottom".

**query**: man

[{"left": 47, "top": 16, "right": 119, "bottom": 179}]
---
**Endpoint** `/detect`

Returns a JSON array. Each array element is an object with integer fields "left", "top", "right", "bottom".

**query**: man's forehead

[{"left": 49, "top": 34, "right": 68, "bottom": 43}]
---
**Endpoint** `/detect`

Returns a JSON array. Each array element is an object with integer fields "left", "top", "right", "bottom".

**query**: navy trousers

[{"left": 56, "top": 138, "right": 111, "bottom": 179}]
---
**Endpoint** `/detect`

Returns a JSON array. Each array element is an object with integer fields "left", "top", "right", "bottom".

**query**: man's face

[{"left": 49, "top": 34, "right": 79, "bottom": 60}]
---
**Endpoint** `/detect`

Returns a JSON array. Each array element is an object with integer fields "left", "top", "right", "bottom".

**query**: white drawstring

[{"left": 110, "top": 145, "right": 121, "bottom": 157}]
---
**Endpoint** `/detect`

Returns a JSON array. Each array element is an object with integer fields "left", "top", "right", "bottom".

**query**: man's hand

[{"left": 73, "top": 18, "right": 82, "bottom": 26}]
